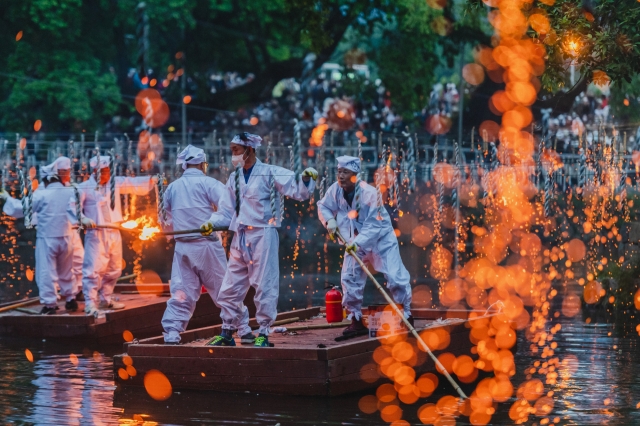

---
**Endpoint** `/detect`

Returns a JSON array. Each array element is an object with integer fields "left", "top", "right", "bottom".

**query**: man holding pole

[
  {"left": 202, "top": 132, "right": 318, "bottom": 347},
  {"left": 72, "top": 155, "right": 155, "bottom": 316},
  {"left": 0, "top": 158, "right": 78, "bottom": 314},
  {"left": 317, "top": 156, "right": 413, "bottom": 337},
  {"left": 160, "top": 145, "right": 252, "bottom": 345}
]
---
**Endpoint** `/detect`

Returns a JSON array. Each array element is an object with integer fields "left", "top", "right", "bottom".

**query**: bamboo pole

[
  {"left": 251, "top": 317, "right": 300, "bottom": 330},
  {"left": 161, "top": 227, "right": 228, "bottom": 236},
  {"left": 0, "top": 297, "right": 40, "bottom": 314},
  {"left": 334, "top": 229, "right": 468, "bottom": 399}
]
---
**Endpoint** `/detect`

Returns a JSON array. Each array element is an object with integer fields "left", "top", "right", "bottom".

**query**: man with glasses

[
  {"left": 317, "top": 156, "right": 412, "bottom": 338},
  {"left": 160, "top": 145, "right": 252, "bottom": 344},
  {"left": 202, "top": 132, "right": 318, "bottom": 347}
]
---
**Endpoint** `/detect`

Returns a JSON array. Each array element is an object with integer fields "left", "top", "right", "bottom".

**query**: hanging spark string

[
  {"left": 68, "top": 139, "right": 75, "bottom": 183},
  {"left": 18, "top": 169, "right": 29, "bottom": 227},
  {"left": 235, "top": 166, "right": 241, "bottom": 216},
  {"left": 109, "top": 148, "right": 116, "bottom": 210},
  {"left": 358, "top": 138, "right": 363, "bottom": 180},
  {"left": 405, "top": 132, "right": 416, "bottom": 193},
  {"left": 156, "top": 173, "right": 167, "bottom": 226},
  {"left": 544, "top": 169, "right": 552, "bottom": 218},
  {"left": 270, "top": 174, "right": 277, "bottom": 225},
  {"left": 26, "top": 174, "right": 33, "bottom": 229},
  {"left": 265, "top": 141, "right": 272, "bottom": 164},
  {"left": 293, "top": 120, "right": 302, "bottom": 182},
  {"left": 318, "top": 176, "right": 326, "bottom": 201},
  {"left": 74, "top": 185, "right": 83, "bottom": 231}
]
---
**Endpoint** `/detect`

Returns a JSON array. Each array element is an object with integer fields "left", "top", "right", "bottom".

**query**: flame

[
  {"left": 140, "top": 226, "right": 161, "bottom": 241},
  {"left": 121, "top": 220, "right": 139, "bottom": 229}
]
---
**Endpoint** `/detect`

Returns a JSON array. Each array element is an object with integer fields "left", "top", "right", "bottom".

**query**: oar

[
  {"left": 333, "top": 229, "right": 468, "bottom": 399},
  {"left": 160, "top": 227, "right": 228, "bottom": 236}
]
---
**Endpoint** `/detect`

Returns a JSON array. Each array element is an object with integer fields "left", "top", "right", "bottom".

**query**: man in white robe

[
  {"left": 161, "top": 145, "right": 252, "bottom": 344},
  {"left": 317, "top": 156, "right": 412, "bottom": 337},
  {"left": 203, "top": 132, "right": 318, "bottom": 347},
  {"left": 1, "top": 159, "right": 78, "bottom": 314},
  {"left": 72, "top": 155, "right": 155, "bottom": 316}
]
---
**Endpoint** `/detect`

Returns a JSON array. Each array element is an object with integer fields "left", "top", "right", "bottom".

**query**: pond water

[{"left": 1, "top": 299, "right": 639, "bottom": 425}]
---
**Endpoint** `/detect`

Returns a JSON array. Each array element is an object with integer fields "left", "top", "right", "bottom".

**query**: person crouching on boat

[
  {"left": 71, "top": 155, "right": 156, "bottom": 316},
  {"left": 202, "top": 132, "right": 318, "bottom": 347},
  {"left": 317, "top": 156, "right": 413, "bottom": 338},
  {"left": 160, "top": 145, "right": 252, "bottom": 345},
  {"left": 0, "top": 159, "right": 78, "bottom": 314}
]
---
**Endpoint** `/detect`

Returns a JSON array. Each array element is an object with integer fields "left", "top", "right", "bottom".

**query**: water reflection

[{"left": 1, "top": 313, "right": 640, "bottom": 424}]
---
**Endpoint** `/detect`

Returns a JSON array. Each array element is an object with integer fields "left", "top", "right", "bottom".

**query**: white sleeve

[
  {"left": 317, "top": 184, "right": 338, "bottom": 228},
  {"left": 272, "top": 166, "right": 315, "bottom": 201},
  {"left": 2, "top": 196, "right": 24, "bottom": 218}
]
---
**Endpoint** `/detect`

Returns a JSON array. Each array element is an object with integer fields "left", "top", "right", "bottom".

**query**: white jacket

[
  {"left": 3, "top": 183, "right": 75, "bottom": 237},
  {"left": 72, "top": 175, "right": 153, "bottom": 224},
  {"left": 317, "top": 181, "right": 393, "bottom": 250},
  {"left": 163, "top": 168, "right": 232, "bottom": 239},
  {"left": 209, "top": 159, "right": 315, "bottom": 232}
]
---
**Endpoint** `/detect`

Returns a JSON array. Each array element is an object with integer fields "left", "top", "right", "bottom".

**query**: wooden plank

[
  {"left": 127, "top": 344, "right": 320, "bottom": 361},
  {"left": 135, "top": 306, "right": 321, "bottom": 345},
  {"left": 118, "top": 355, "right": 327, "bottom": 379}
]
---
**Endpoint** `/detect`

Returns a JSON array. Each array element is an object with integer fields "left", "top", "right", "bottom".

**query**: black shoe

[
  {"left": 65, "top": 299, "right": 78, "bottom": 312},
  {"left": 406, "top": 315, "right": 414, "bottom": 328},
  {"left": 76, "top": 293, "right": 85, "bottom": 302},
  {"left": 40, "top": 306, "right": 59, "bottom": 315},
  {"left": 240, "top": 332, "right": 256, "bottom": 345},
  {"left": 343, "top": 318, "right": 368, "bottom": 336},
  {"left": 164, "top": 341, "right": 180, "bottom": 345}
]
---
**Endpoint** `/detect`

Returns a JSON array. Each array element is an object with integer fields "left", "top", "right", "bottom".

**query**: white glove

[
  {"left": 200, "top": 221, "right": 214, "bottom": 236},
  {"left": 302, "top": 167, "right": 318, "bottom": 181},
  {"left": 326, "top": 218, "right": 337, "bottom": 235},
  {"left": 0, "top": 190, "right": 8, "bottom": 200},
  {"left": 81, "top": 217, "right": 96, "bottom": 228}
]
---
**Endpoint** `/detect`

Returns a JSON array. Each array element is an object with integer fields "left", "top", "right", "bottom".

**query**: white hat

[
  {"left": 53, "top": 156, "right": 71, "bottom": 171},
  {"left": 230, "top": 132, "right": 262, "bottom": 148},
  {"left": 177, "top": 145, "right": 207, "bottom": 170},
  {"left": 336, "top": 155, "right": 361, "bottom": 173},
  {"left": 39, "top": 163, "right": 56, "bottom": 179},
  {"left": 90, "top": 155, "right": 110, "bottom": 169}
]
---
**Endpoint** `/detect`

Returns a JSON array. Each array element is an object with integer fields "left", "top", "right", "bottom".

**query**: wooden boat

[
  {"left": 0, "top": 284, "right": 256, "bottom": 344},
  {"left": 113, "top": 306, "right": 499, "bottom": 396}
]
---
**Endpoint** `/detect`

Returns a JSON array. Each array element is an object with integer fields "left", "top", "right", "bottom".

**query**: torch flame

[
  {"left": 121, "top": 220, "right": 139, "bottom": 229},
  {"left": 140, "top": 226, "right": 161, "bottom": 241}
]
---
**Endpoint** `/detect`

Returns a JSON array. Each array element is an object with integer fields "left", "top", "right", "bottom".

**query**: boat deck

[
  {"left": 114, "top": 307, "right": 489, "bottom": 396},
  {"left": 0, "top": 284, "right": 256, "bottom": 344}
]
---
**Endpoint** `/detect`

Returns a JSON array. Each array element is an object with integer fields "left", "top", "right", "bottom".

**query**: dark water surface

[{"left": 1, "top": 314, "right": 639, "bottom": 425}]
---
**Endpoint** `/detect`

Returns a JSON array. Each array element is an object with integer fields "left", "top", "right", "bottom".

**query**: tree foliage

[{"left": 0, "top": 0, "right": 638, "bottom": 130}]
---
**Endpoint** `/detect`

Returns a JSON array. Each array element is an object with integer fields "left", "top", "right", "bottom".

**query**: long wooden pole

[
  {"left": 334, "top": 229, "right": 468, "bottom": 399},
  {"left": 160, "top": 227, "right": 228, "bottom": 236},
  {"left": 0, "top": 297, "right": 39, "bottom": 314}
]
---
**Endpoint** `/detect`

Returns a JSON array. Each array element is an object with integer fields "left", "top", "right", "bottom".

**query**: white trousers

[
  {"left": 161, "top": 239, "right": 250, "bottom": 343},
  {"left": 218, "top": 227, "right": 279, "bottom": 336},
  {"left": 35, "top": 236, "right": 76, "bottom": 306},
  {"left": 341, "top": 232, "right": 412, "bottom": 320},
  {"left": 72, "top": 232, "right": 84, "bottom": 293},
  {"left": 82, "top": 229, "right": 122, "bottom": 305}
]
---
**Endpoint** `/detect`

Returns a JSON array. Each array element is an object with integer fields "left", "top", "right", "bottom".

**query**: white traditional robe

[
  {"left": 160, "top": 168, "right": 250, "bottom": 343},
  {"left": 209, "top": 159, "right": 315, "bottom": 335},
  {"left": 317, "top": 181, "right": 412, "bottom": 319},
  {"left": 3, "top": 183, "right": 76, "bottom": 306},
  {"left": 71, "top": 175, "right": 153, "bottom": 305}
]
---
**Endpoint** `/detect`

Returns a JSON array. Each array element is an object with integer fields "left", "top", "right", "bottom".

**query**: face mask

[
  {"left": 231, "top": 154, "right": 245, "bottom": 168},
  {"left": 231, "top": 150, "right": 247, "bottom": 168}
]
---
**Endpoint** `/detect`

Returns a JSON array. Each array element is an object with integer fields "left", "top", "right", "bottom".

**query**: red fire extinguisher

[{"left": 325, "top": 286, "right": 343, "bottom": 323}]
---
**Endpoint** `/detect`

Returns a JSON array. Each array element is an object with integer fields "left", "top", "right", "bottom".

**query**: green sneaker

[
  {"left": 208, "top": 332, "right": 236, "bottom": 347},
  {"left": 254, "top": 334, "right": 271, "bottom": 348}
]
